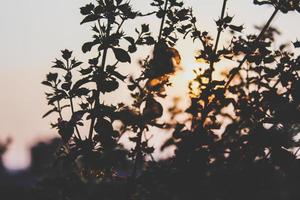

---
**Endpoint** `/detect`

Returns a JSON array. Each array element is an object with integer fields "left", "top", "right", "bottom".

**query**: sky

[{"left": 0, "top": 0, "right": 300, "bottom": 170}]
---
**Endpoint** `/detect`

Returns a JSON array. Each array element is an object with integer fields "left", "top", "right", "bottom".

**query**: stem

[
  {"left": 225, "top": 8, "right": 279, "bottom": 89},
  {"left": 88, "top": 19, "right": 112, "bottom": 139},
  {"left": 65, "top": 59, "right": 81, "bottom": 140},
  {"left": 143, "top": 132, "right": 155, "bottom": 162},
  {"left": 209, "top": 0, "right": 228, "bottom": 82},
  {"left": 57, "top": 100, "right": 63, "bottom": 119},
  {"left": 116, "top": 18, "right": 125, "bottom": 33},
  {"left": 69, "top": 97, "right": 82, "bottom": 140},
  {"left": 131, "top": 128, "right": 144, "bottom": 179},
  {"left": 158, "top": 0, "right": 169, "bottom": 41},
  {"left": 213, "top": 0, "right": 228, "bottom": 54},
  {"left": 196, "top": 0, "right": 228, "bottom": 130}
]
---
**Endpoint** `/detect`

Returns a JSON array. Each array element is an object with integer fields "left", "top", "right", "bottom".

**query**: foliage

[{"left": 41, "top": 0, "right": 300, "bottom": 199}]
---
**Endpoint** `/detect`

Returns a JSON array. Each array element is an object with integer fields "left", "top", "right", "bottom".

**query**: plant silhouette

[{"left": 37, "top": 0, "right": 300, "bottom": 199}]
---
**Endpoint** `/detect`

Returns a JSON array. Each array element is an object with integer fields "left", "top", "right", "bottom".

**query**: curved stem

[{"left": 225, "top": 7, "right": 279, "bottom": 89}]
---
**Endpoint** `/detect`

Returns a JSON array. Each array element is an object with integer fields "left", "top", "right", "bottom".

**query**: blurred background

[{"left": 0, "top": 0, "right": 299, "bottom": 171}]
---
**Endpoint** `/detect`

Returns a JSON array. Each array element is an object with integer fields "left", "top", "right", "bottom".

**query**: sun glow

[{"left": 169, "top": 54, "right": 209, "bottom": 98}]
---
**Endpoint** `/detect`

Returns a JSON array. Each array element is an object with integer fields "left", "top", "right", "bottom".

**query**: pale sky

[{"left": 0, "top": 0, "right": 300, "bottom": 170}]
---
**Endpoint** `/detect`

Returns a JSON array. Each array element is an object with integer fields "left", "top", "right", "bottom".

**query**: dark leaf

[
  {"left": 71, "top": 61, "right": 83, "bottom": 69},
  {"left": 293, "top": 40, "right": 300, "bottom": 48},
  {"left": 61, "top": 49, "right": 72, "bottom": 61},
  {"left": 42, "top": 81, "right": 52, "bottom": 87},
  {"left": 94, "top": 118, "right": 113, "bottom": 135},
  {"left": 141, "top": 24, "right": 150, "bottom": 32},
  {"left": 80, "top": 14, "right": 99, "bottom": 25},
  {"left": 124, "top": 37, "right": 135, "bottom": 45},
  {"left": 61, "top": 82, "right": 72, "bottom": 91},
  {"left": 112, "top": 48, "right": 131, "bottom": 63},
  {"left": 82, "top": 41, "right": 96, "bottom": 53},
  {"left": 42, "top": 107, "right": 58, "bottom": 118},
  {"left": 52, "top": 59, "right": 66, "bottom": 70},
  {"left": 80, "top": 3, "right": 95, "bottom": 15},
  {"left": 229, "top": 25, "right": 244, "bottom": 32},
  {"left": 46, "top": 72, "right": 58, "bottom": 82}
]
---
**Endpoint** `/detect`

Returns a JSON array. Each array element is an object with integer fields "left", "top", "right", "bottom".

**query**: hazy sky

[{"left": 1, "top": 0, "right": 300, "bottom": 170}]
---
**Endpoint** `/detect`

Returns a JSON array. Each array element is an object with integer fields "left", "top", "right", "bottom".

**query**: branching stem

[
  {"left": 88, "top": 19, "right": 112, "bottom": 139},
  {"left": 225, "top": 7, "right": 279, "bottom": 89},
  {"left": 158, "top": 0, "right": 169, "bottom": 41}
]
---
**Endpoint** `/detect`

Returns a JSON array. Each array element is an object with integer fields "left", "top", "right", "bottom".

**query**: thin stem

[
  {"left": 143, "top": 132, "right": 155, "bottom": 162},
  {"left": 88, "top": 19, "right": 112, "bottom": 139},
  {"left": 225, "top": 8, "right": 279, "bottom": 89},
  {"left": 56, "top": 100, "right": 63, "bottom": 119},
  {"left": 294, "top": 147, "right": 300, "bottom": 157},
  {"left": 209, "top": 0, "right": 228, "bottom": 82},
  {"left": 116, "top": 18, "right": 125, "bottom": 33},
  {"left": 158, "top": 0, "right": 169, "bottom": 41},
  {"left": 196, "top": 0, "right": 228, "bottom": 130},
  {"left": 69, "top": 97, "right": 82, "bottom": 140},
  {"left": 131, "top": 128, "right": 144, "bottom": 179},
  {"left": 213, "top": 0, "right": 228, "bottom": 54}
]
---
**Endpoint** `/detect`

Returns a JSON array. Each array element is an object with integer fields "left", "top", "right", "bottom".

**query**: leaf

[
  {"left": 80, "top": 14, "right": 98, "bottom": 25},
  {"left": 61, "top": 82, "right": 72, "bottom": 91},
  {"left": 82, "top": 41, "right": 96, "bottom": 53},
  {"left": 70, "top": 87, "right": 90, "bottom": 97},
  {"left": 72, "top": 77, "right": 90, "bottom": 91},
  {"left": 71, "top": 60, "right": 83, "bottom": 69},
  {"left": 61, "top": 49, "right": 72, "bottom": 61},
  {"left": 80, "top": 3, "right": 94, "bottom": 15},
  {"left": 46, "top": 72, "right": 58, "bottom": 82},
  {"left": 52, "top": 59, "right": 66, "bottom": 70},
  {"left": 124, "top": 36, "right": 135, "bottom": 44},
  {"left": 141, "top": 24, "right": 149, "bottom": 33},
  {"left": 144, "top": 146, "right": 155, "bottom": 154},
  {"left": 229, "top": 25, "right": 244, "bottom": 32},
  {"left": 101, "top": 80, "right": 119, "bottom": 93},
  {"left": 92, "top": 25, "right": 99, "bottom": 33},
  {"left": 48, "top": 92, "right": 66, "bottom": 105},
  {"left": 293, "top": 40, "right": 300, "bottom": 48},
  {"left": 143, "top": 97, "right": 163, "bottom": 120},
  {"left": 112, "top": 48, "right": 131, "bottom": 63},
  {"left": 94, "top": 118, "right": 113, "bottom": 135},
  {"left": 116, "top": 0, "right": 122, "bottom": 5},
  {"left": 42, "top": 107, "right": 58, "bottom": 118},
  {"left": 161, "top": 138, "right": 175, "bottom": 151},
  {"left": 57, "top": 120, "right": 74, "bottom": 143},
  {"left": 42, "top": 81, "right": 52, "bottom": 87},
  {"left": 128, "top": 45, "right": 137, "bottom": 53},
  {"left": 79, "top": 67, "right": 93, "bottom": 75},
  {"left": 223, "top": 15, "right": 233, "bottom": 23}
]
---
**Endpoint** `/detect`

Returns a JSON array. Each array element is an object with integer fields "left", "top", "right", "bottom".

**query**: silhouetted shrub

[{"left": 41, "top": 0, "right": 300, "bottom": 199}]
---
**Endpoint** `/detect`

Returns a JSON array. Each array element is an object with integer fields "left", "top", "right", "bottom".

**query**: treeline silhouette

[
  {"left": 3, "top": 0, "right": 300, "bottom": 199},
  {"left": 0, "top": 138, "right": 61, "bottom": 199}
]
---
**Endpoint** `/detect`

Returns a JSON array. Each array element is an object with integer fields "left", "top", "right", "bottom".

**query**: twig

[
  {"left": 131, "top": 128, "right": 144, "bottom": 179},
  {"left": 225, "top": 7, "right": 279, "bottom": 89},
  {"left": 158, "top": 0, "right": 169, "bottom": 41}
]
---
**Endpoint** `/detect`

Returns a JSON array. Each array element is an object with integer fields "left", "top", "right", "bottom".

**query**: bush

[{"left": 41, "top": 0, "right": 300, "bottom": 199}]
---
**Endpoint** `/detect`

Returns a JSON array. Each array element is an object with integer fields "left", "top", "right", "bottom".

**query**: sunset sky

[{"left": 1, "top": 0, "right": 300, "bottom": 170}]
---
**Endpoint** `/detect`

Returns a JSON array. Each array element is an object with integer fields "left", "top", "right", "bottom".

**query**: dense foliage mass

[{"left": 3, "top": 0, "right": 298, "bottom": 199}]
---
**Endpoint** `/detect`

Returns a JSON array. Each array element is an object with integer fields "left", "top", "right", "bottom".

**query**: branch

[
  {"left": 225, "top": 7, "right": 279, "bottom": 89},
  {"left": 158, "top": 0, "right": 169, "bottom": 41}
]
